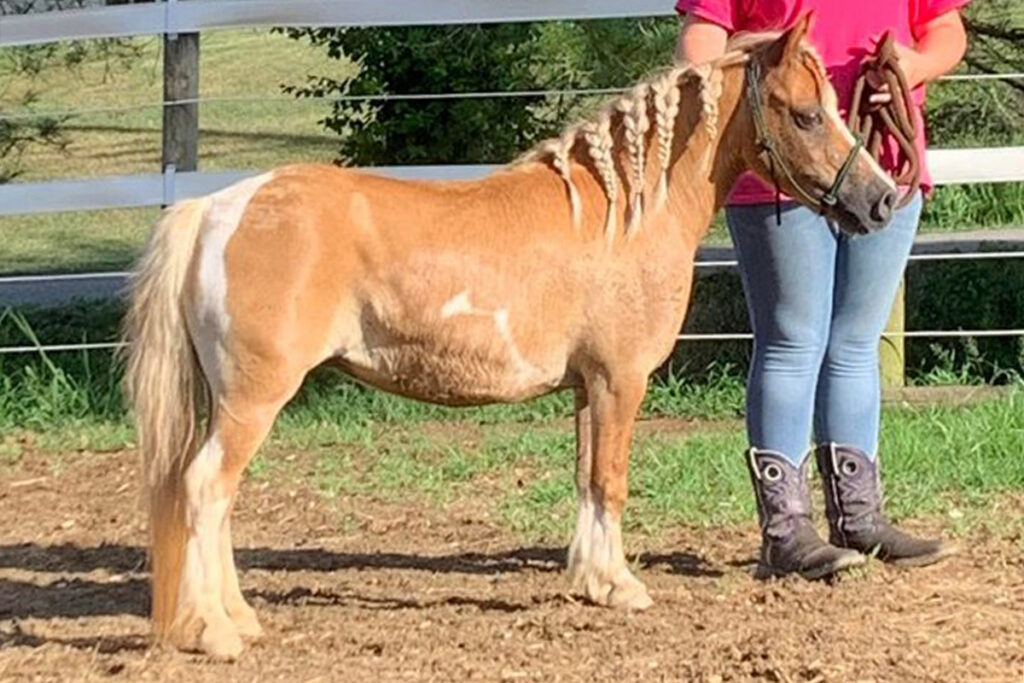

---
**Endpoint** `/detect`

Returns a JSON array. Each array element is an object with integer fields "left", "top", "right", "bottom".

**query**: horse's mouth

[{"left": 828, "top": 205, "right": 885, "bottom": 237}]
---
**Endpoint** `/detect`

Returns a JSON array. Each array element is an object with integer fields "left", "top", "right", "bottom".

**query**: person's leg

[
  {"left": 813, "top": 192, "right": 956, "bottom": 566},
  {"left": 813, "top": 192, "right": 922, "bottom": 453},
  {"left": 727, "top": 202, "right": 865, "bottom": 579},
  {"left": 727, "top": 202, "right": 836, "bottom": 463}
]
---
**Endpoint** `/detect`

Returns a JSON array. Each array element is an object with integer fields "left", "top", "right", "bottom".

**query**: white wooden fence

[{"left": 0, "top": 0, "right": 1022, "bottom": 358}]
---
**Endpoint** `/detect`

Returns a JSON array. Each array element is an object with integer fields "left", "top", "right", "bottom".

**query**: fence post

[
  {"left": 162, "top": 28, "right": 199, "bottom": 200},
  {"left": 880, "top": 278, "right": 906, "bottom": 388}
]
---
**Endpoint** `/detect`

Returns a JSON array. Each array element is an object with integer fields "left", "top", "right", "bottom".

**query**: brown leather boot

[
  {"left": 815, "top": 443, "right": 958, "bottom": 567},
  {"left": 747, "top": 449, "right": 866, "bottom": 580}
]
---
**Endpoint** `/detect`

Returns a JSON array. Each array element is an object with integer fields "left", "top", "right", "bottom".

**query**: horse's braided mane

[{"left": 515, "top": 31, "right": 785, "bottom": 239}]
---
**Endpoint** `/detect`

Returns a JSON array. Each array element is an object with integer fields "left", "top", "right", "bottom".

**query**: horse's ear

[{"left": 764, "top": 11, "right": 814, "bottom": 67}]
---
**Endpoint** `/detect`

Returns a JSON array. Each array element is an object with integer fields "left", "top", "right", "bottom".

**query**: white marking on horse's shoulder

[{"left": 440, "top": 290, "right": 473, "bottom": 319}]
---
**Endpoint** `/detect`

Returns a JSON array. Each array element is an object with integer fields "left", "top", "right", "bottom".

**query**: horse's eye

[{"left": 793, "top": 108, "right": 824, "bottom": 131}]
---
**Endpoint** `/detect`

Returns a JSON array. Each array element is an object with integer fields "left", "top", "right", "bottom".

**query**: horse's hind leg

[
  {"left": 567, "top": 374, "right": 652, "bottom": 610},
  {"left": 220, "top": 506, "right": 261, "bottom": 638},
  {"left": 172, "top": 382, "right": 294, "bottom": 658}
]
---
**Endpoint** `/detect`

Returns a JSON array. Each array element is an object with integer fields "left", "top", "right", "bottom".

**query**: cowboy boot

[
  {"left": 747, "top": 449, "right": 866, "bottom": 580},
  {"left": 815, "top": 443, "right": 958, "bottom": 567}
]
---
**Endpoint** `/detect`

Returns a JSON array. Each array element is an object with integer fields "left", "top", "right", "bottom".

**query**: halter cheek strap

[{"left": 746, "top": 58, "right": 863, "bottom": 225}]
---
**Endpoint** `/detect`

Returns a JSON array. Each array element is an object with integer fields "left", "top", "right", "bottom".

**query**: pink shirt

[{"left": 675, "top": 0, "right": 970, "bottom": 205}]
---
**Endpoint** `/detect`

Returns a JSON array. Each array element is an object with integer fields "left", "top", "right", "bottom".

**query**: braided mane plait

[
  {"left": 697, "top": 65, "right": 725, "bottom": 175},
  {"left": 650, "top": 67, "right": 686, "bottom": 207},
  {"left": 515, "top": 31, "right": 780, "bottom": 244},
  {"left": 620, "top": 83, "right": 650, "bottom": 235},
  {"left": 583, "top": 112, "right": 619, "bottom": 244}
]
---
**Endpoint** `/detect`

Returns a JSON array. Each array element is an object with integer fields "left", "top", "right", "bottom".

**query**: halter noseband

[{"left": 745, "top": 57, "right": 863, "bottom": 224}]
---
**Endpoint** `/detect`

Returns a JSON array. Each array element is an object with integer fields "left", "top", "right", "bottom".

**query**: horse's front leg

[{"left": 567, "top": 373, "right": 652, "bottom": 610}]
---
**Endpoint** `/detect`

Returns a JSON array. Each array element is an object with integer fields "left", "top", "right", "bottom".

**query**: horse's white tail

[{"left": 122, "top": 198, "right": 208, "bottom": 640}]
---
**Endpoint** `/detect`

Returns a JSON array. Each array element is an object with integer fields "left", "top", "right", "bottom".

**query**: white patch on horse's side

[
  {"left": 191, "top": 172, "right": 274, "bottom": 394},
  {"left": 440, "top": 290, "right": 473, "bottom": 319},
  {"left": 437, "top": 292, "right": 544, "bottom": 384},
  {"left": 178, "top": 434, "right": 231, "bottom": 621},
  {"left": 493, "top": 308, "right": 534, "bottom": 378}
]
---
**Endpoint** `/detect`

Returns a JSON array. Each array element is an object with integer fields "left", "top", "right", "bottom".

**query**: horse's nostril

[{"left": 871, "top": 190, "right": 896, "bottom": 224}]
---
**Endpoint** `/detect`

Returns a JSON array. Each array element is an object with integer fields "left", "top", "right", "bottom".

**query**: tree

[
  {"left": 925, "top": 1, "right": 1024, "bottom": 148},
  {"left": 280, "top": 19, "right": 677, "bottom": 166},
  {"left": 0, "top": 47, "right": 66, "bottom": 183},
  {"left": 284, "top": 10, "right": 1023, "bottom": 163}
]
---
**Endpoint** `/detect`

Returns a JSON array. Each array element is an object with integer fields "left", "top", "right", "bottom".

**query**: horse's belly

[{"left": 334, "top": 336, "right": 570, "bottom": 406}]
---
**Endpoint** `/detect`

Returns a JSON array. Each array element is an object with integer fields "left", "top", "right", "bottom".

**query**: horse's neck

[{"left": 660, "top": 64, "right": 747, "bottom": 246}]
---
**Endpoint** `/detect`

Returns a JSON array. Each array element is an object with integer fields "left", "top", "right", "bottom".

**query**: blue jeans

[{"left": 726, "top": 192, "right": 922, "bottom": 464}]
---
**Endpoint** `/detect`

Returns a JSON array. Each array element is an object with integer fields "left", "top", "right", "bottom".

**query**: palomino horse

[{"left": 124, "top": 15, "right": 897, "bottom": 659}]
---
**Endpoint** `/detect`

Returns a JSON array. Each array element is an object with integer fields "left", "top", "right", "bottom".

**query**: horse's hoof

[
  {"left": 575, "top": 568, "right": 654, "bottom": 611},
  {"left": 199, "top": 622, "right": 244, "bottom": 660},
  {"left": 166, "top": 611, "right": 203, "bottom": 652},
  {"left": 228, "top": 604, "right": 264, "bottom": 640},
  {"left": 606, "top": 580, "right": 654, "bottom": 611}
]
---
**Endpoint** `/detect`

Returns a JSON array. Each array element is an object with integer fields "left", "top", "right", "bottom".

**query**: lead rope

[
  {"left": 848, "top": 32, "right": 921, "bottom": 208},
  {"left": 769, "top": 154, "right": 782, "bottom": 225}
]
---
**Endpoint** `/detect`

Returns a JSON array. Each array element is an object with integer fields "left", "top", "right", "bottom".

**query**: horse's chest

[{"left": 595, "top": 253, "right": 694, "bottom": 364}]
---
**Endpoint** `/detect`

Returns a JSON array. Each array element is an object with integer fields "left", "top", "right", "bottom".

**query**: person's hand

[{"left": 867, "top": 41, "right": 923, "bottom": 106}]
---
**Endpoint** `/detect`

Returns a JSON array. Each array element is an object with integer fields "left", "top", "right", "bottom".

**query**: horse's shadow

[{"left": 0, "top": 541, "right": 724, "bottom": 650}]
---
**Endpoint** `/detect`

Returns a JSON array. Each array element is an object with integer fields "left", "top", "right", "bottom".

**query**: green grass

[
  {"left": 921, "top": 183, "right": 1024, "bottom": 232},
  {"left": 497, "top": 393, "right": 1024, "bottom": 539},
  {"left": 0, "top": 207, "right": 158, "bottom": 274},
  {"left": 253, "top": 390, "right": 1024, "bottom": 541},
  {"left": 7, "top": 31, "right": 347, "bottom": 181}
]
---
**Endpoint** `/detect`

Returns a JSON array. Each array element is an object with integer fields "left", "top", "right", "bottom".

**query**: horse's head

[{"left": 739, "top": 14, "right": 898, "bottom": 234}]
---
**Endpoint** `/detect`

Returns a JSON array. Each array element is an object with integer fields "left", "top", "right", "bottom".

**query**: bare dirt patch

[{"left": 1, "top": 446, "right": 1021, "bottom": 682}]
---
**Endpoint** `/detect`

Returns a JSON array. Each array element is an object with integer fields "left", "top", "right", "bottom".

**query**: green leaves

[{"left": 280, "top": 19, "right": 678, "bottom": 166}]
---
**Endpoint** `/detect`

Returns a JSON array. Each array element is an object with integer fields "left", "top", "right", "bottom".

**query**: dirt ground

[{"left": 0, "top": 444, "right": 1021, "bottom": 682}]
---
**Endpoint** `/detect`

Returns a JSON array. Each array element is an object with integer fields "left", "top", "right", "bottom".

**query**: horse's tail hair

[{"left": 122, "top": 197, "right": 208, "bottom": 640}]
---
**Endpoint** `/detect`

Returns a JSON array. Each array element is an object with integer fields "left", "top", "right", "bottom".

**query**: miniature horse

[{"left": 124, "top": 15, "right": 896, "bottom": 658}]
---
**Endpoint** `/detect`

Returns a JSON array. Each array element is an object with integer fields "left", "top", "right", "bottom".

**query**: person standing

[{"left": 675, "top": 0, "right": 971, "bottom": 578}]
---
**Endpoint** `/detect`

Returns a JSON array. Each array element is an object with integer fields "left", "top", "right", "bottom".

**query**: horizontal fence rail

[
  {"left": 3, "top": 148, "right": 1024, "bottom": 216},
  {"left": 0, "top": 0, "right": 675, "bottom": 47}
]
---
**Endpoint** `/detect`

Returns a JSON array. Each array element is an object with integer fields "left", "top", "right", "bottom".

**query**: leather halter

[{"left": 745, "top": 57, "right": 863, "bottom": 224}]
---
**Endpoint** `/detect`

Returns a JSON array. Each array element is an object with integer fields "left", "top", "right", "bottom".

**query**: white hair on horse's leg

[
  {"left": 584, "top": 111, "right": 618, "bottom": 246},
  {"left": 621, "top": 83, "right": 651, "bottom": 237}
]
